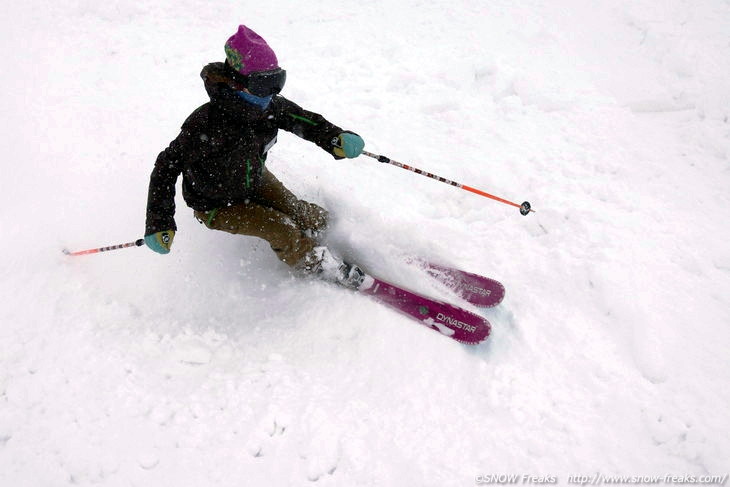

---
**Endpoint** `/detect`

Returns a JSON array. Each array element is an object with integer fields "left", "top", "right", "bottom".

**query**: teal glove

[
  {"left": 333, "top": 132, "right": 364, "bottom": 158},
  {"left": 144, "top": 230, "right": 175, "bottom": 254}
]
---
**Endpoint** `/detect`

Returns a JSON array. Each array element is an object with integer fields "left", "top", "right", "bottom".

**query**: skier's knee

[{"left": 293, "top": 201, "right": 328, "bottom": 236}]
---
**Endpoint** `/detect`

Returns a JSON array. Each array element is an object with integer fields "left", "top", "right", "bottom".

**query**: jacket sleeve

[
  {"left": 145, "top": 131, "right": 189, "bottom": 235},
  {"left": 274, "top": 96, "right": 348, "bottom": 159}
]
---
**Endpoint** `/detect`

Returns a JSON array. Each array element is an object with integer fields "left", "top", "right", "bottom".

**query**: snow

[{"left": 2, "top": 0, "right": 730, "bottom": 485}]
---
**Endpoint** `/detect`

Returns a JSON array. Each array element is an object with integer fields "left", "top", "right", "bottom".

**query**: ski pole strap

[
  {"left": 63, "top": 239, "right": 145, "bottom": 256},
  {"left": 361, "top": 150, "right": 533, "bottom": 215}
]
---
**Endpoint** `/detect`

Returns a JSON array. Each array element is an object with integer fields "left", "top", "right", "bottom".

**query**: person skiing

[{"left": 144, "top": 25, "right": 366, "bottom": 288}]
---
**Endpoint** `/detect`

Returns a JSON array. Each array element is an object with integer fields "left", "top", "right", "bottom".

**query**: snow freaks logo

[
  {"left": 437, "top": 313, "right": 476, "bottom": 333},
  {"left": 475, "top": 473, "right": 729, "bottom": 485},
  {"left": 475, "top": 474, "right": 557, "bottom": 485}
]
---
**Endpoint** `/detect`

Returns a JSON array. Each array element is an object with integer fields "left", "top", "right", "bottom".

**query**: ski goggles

[
  {"left": 245, "top": 68, "right": 287, "bottom": 97},
  {"left": 227, "top": 63, "right": 287, "bottom": 97}
]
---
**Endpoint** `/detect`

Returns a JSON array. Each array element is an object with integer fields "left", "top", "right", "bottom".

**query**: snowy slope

[{"left": 2, "top": 0, "right": 730, "bottom": 485}]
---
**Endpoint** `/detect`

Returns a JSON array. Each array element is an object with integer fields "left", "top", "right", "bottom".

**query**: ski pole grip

[{"left": 135, "top": 238, "right": 145, "bottom": 247}]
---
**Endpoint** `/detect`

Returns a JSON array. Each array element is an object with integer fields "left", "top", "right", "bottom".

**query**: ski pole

[
  {"left": 361, "top": 150, "right": 533, "bottom": 216},
  {"left": 63, "top": 238, "right": 144, "bottom": 256}
]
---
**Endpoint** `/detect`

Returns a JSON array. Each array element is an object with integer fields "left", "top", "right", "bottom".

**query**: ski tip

[
  {"left": 428, "top": 314, "right": 491, "bottom": 345},
  {"left": 453, "top": 326, "right": 491, "bottom": 345},
  {"left": 453, "top": 334, "right": 490, "bottom": 345},
  {"left": 474, "top": 282, "right": 506, "bottom": 309}
]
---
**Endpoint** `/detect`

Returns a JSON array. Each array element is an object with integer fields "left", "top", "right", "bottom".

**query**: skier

[{"left": 144, "top": 25, "right": 366, "bottom": 288}]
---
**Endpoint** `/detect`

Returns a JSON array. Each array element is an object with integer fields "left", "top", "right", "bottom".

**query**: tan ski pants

[{"left": 194, "top": 169, "right": 328, "bottom": 267}]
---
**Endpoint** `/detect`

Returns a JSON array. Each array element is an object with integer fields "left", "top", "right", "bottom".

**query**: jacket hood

[{"left": 200, "top": 62, "right": 268, "bottom": 119}]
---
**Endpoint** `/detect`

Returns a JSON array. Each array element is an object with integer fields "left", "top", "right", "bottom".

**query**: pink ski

[
  {"left": 409, "top": 259, "right": 505, "bottom": 308},
  {"left": 358, "top": 275, "right": 491, "bottom": 344}
]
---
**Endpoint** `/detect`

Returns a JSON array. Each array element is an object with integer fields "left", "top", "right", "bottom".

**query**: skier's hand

[
  {"left": 144, "top": 230, "right": 175, "bottom": 254},
  {"left": 333, "top": 132, "right": 364, "bottom": 158}
]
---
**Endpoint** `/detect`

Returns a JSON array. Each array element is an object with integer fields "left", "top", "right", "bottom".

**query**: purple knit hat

[{"left": 224, "top": 25, "right": 279, "bottom": 75}]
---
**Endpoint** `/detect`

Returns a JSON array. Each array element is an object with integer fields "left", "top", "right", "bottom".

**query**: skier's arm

[
  {"left": 274, "top": 96, "right": 353, "bottom": 159},
  {"left": 144, "top": 131, "right": 188, "bottom": 236}
]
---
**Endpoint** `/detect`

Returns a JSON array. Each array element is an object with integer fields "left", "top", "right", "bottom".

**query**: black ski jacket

[{"left": 145, "top": 62, "right": 346, "bottom": 235}]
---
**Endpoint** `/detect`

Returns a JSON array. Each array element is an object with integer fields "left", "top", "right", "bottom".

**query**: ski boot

[{"left": 299, "top": 246, "right": 366, "bottom": 290}]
